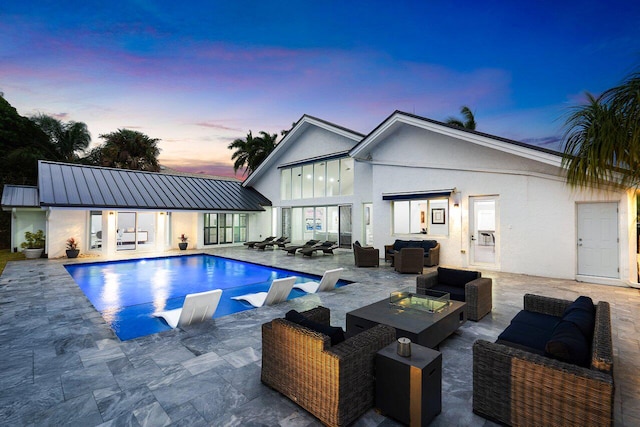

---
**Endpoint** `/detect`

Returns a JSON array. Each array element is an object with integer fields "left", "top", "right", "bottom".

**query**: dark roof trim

[
  {"left": 277, "top": 150, "right": 351, "bottom": 169},
  {"left": 351, "top": 110, "right": 563, "bottom": 158},
  {"left": 382, "top": 189, "right": 454, "bottom": 201}
]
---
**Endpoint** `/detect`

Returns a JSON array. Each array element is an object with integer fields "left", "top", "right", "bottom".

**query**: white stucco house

[
  {"left": 2, "top": 110, "right": 638, "bottom": 287},
  {"left": 244, "top": 111, "right": 638, "bottom": 287}
]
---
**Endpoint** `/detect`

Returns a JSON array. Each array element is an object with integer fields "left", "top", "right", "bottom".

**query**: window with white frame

[
  {"left": 280, "top": 157, "right": 354, "bottom": 200},
  {"left": 392, "top": 198, "right": 449, "bottom": 236}
]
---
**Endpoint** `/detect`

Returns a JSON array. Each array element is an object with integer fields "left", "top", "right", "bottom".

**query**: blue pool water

[{"left": 65, "top": 254, "right": 350, "bottom": 341}]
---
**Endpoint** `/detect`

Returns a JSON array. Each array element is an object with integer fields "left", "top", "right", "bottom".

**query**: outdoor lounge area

[{"left": 0, "top": 246, "right": 639, "bottom": 426}]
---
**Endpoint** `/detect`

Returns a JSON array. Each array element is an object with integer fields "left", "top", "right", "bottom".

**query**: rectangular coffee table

[{"left": 346, "top": 294, "right": 466, "bottom": 349}]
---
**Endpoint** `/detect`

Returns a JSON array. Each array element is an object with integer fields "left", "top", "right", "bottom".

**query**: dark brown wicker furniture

[
  {"left": 353, "top": 242, "right": 380, "bottom": 267},
  {"left": 416, "top": 268, "right": 492, "bottom": 321},
  {"left": 473, "top": 294, "right": 614, "bottom": 426},
  {"left": 261, "top": 306, "right": 395, "bottom": 427},
  {"left": 385, "top": 240, "right": 440, "bottom": 266},
  {"left": 346, "top": 297, "right": 466, "bottom": 349},
  {"left": 394, "top": 248, "right": 424, "bottom": 273}
]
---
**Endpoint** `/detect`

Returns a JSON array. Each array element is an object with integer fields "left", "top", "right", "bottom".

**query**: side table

[{"left": 375, "top": 341, "right": 442, "bottom": 426}]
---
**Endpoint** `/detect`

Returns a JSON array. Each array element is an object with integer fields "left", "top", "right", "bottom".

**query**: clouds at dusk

[{"left": 2, "top": 1, "right": 639, "bottom": 178}]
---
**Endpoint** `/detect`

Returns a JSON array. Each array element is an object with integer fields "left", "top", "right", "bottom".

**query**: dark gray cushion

[
  {"left": 497, "top": 320, "right": 554, "bottom": 354},
  {"left": 422, "top": 240, "right": 437, "bottom": 251},
  {"left": 431, "top": 284, "right": 466, "bottom": 302},
  {"left": 285, "top": 310, "right": 345, "bottom": 346},
  {"left": 393, "top": 240, "right": 409, "bottom": 251},
  {"left": 510, "top": 310, "right": 560, "bottom": 332},
  {"left": 562, "top": 296, "right": 595, "bottom": 342},
  {"left": 437, "top": 267, "right": 480, "bottom": 287},
  {"left": 545, "top": 319, "right": 591, "bottom": 367}
]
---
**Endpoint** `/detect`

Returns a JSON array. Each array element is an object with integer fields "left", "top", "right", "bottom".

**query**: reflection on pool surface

[{"left": 65, "top": 254, "right": 350, "bottom": 340}]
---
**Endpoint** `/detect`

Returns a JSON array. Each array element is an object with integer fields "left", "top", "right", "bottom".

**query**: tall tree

[
  {"left": 95, "top": 129, "right": 161, "bottom": 171},
  {"left": 562, "top": 68, "right": 640, "bottom": 188},
  {"left": 228, "top": 130, "right": 278, "bottom": 176},
  {"left": 446, "top": 106, "right": 477, "bottom": 130},
  {"left": 31, "top": 114, "right": 91, "bottom": 162}
]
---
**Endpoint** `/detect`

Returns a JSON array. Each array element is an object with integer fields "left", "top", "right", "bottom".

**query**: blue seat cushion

[
  {"left": 561, "top": 296, "right": 595, "bottom": 342},
  {"left": 545, "top": 319, "right": 591, "bottom": 367},
  {"left": 496, "top": 320, "right": 554, "bottom": 354},
  {"left": 285, "top": 310, "right": 345, "bottom": 346},
  {"left": 437, "top": 267, "right": 480, "bottom": 288},
  {"left": 422, "top": 240, "right": 437, "bottom": 251},
  {"left": 431, "top": 284, "right": 466, "bottom": 302},
  {"left": 392, "top": 240, "right": 409, "bottom": 251},
  {"left": 510, "top": 310, "right": 560, "bottom": 332}
]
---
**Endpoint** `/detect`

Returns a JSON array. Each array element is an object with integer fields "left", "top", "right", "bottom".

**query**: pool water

[{"left": 65, "top": 254, "right": 350, "bottom": 341}]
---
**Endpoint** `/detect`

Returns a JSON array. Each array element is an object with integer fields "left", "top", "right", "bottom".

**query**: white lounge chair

[
  {"left": 293, "top": 268, "right": 344, "bottom": 293},
  {"left": 153, "top": 289, "right": 223, "bottom": 328},
  {"left": 231, "top": 276, "right": 296, "bottom": 308}
]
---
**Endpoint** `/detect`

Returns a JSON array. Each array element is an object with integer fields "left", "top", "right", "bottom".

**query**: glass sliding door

[
  {"left": 339, "top": 205, "right": 352, "bottom": 248},
  {"left": 117, "top": 211, "right": 155, "bottom": 251},
  {"left": 281, "top": 208, "right": 291, "bottom": 240},
  {"left": 89, "top": 211, "right": 103, "bottom": 250}
]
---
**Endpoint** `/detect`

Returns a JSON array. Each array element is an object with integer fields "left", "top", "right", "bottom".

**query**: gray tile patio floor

[{"left": 1, "top": 246, "right": 639, "bottom": 426}]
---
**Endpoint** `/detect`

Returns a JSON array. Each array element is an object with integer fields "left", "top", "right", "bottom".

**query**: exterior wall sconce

[
  {"left": 109, "top": 211, "right": 114, "bottom": 215},
  {"left": 452, "top": 190, "right": 461, "bottom": 207}
]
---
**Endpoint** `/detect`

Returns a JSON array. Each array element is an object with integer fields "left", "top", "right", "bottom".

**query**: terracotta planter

[
  {"left": 24, "top": 248, "right": 44, "bottom": 259},
  {"left": 178, "top": 242, "right": 188, "bottom": 250},
  {"left": 66, "top": 249, "right": 80, "bottom": 258}
]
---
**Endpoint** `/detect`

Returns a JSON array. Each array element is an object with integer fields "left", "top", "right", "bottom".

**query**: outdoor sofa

[
  {"left": 417, "top": 267, "right": 492, "bottom": 321},
  {"left": 473, "top": 293, "right": 613, "bottom": 426},
  {"left": 393, "top": 247, "right": 424, "bottom": 273},
  {"left": 261, "top": 306, "right": 395, "bottom": 427},
  {"left": 352, "top": 241, "right": 379, "bottom": 267},
  {"left": 385, "top": 239, "right": 440, "bottom": 266}
]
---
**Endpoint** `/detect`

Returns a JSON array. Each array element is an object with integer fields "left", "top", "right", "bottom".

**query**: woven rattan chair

[
  {"left": 416, "top": 268, "right": 492, "bottom": 321},
  {"left": 394, "top": 247, "right": 424, "bottom": 273},
  {"left": 261, "top": 306, "right": 395, "bottom": 427},
  {"left": 473, "top": 294, "right": 614, "bottom": 426},
  {"left": 353, "top": 242, "right": 380, "bottom": 267}
]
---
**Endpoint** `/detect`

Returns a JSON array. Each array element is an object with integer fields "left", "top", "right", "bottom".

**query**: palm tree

[
  {"left": 562, "top": 69, "right": 640, "bottom": 188},
  {"left": 446, "top": 106, "right": 477, "bottom": 130},
  {"left": 97, "top": 129, "right": 161, "bottom": 171},
  {"left": 228, "top": 130, "right": 279, "bottom": 176},
  {"left": 31, "top": 114, "right": 91, "bottom": 162}
]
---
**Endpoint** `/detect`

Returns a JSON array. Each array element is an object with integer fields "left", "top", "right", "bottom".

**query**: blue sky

[{"left": 2, "top": 1, "right": 639, "bottom": 177}]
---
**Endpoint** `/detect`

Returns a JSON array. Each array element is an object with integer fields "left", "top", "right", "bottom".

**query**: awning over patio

[{"left": 381, "top": 188, "right": 455, "bottom": 201}]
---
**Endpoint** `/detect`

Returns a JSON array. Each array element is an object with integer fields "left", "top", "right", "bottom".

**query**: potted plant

[
  {"left": 178, "top": 234, "right": 188, "bottom": 250},
  {"left": 66, "top": 237, "right": 80, "bottom": 258},
  {"left": 21, "top": 230, "right": 46, "bottom": 259}
]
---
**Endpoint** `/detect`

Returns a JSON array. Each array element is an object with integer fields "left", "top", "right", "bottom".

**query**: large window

[
  {"left": 89, "top": 211, "right": 102, "bottom": 250},
  {"left": 281, "top": 157, "right": 354, "bottom": 199},
  {"left": 116, "top": 211, "right": 156, "bottom": 251},
  {"left": 203, "top": 213, "right": 247, "bottom": 245},
  {"left": 392, "top": 198, "right": 449, "bottom": 236}
]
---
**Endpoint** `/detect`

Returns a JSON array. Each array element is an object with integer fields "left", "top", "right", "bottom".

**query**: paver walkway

[{"left": 1, "top": 246, "right": 638, "bottom": 426}]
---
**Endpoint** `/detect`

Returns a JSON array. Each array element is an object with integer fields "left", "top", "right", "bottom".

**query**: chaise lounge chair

[
  {"left": 281, "top": 239, "right": 320, "bottom": 255},
  {"left": 255, "top": 236, "right": 290, "bottom": 250},
  {"left": 244, "top": 236, "right": 276, "bottom": 249},
  {"left": 152, "top": 289, "right": 223, "bottom": 328},
  {"left": 300, "top": 241, "right": 339, "bottom": 257},
  {"left": 293, "top": 268, "right": 343, "bottom": 293},
  {"left": 231, "top": 276, "right": 296, "bottom": 307}
]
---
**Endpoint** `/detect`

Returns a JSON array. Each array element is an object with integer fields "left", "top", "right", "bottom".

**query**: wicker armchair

[
  {"left": 394, "top": 247, "right": 424, "bottom": 273},
  {"left": 473, "top": 294, "right": 614, "bottom": 426},
  {"left": 353, "top": 242, "right": 380, "bottom": 267},
  {"left": 261, "top": 306, "right": 395, "bottom": 427},
  {"left": 416, "top": 268, "right": 492, "bottom": 321}
]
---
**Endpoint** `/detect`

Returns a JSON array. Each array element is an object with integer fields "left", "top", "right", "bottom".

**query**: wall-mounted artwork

[{"left": 432, "top": 208, "right": 445, "bottom": 225}]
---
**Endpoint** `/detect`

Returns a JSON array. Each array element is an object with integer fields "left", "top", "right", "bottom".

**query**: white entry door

[
  {"left": 470, "top": 196, "right": 499, "bottom": 267},
  {"left": 577, "top": 203, "right": 619, "bottom": 278}
]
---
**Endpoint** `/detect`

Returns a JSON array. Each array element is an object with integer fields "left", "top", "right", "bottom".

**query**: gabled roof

[
  {"left": 242, "top": 114, "right": 364, "bottom": 187},
  {"left": 349, "top": 110, "right": 564, "bottom": 167},
  {"left": 1, "top": 185, "right": 39, "bottom": 209},
  {"left": 36, "top": 161, "right": 270, "bottom": 211}
]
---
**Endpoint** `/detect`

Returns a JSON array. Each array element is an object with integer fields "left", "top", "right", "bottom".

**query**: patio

[{"left": 0, "top": 247, "right": 638, "bottom": 426}]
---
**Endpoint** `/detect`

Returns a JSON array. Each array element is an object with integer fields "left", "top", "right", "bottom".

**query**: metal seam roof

[{"left": 34, "top": 161, "right": 270, "bottom": 211}]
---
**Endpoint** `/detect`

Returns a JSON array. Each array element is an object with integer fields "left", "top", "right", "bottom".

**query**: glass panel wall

[
  {"left": 89, "top": 211, "right": 102, "bottom": 250},
  {"left": 327, "top": 206, "right": 339, "bottom": 243},
  {"left": 283, "top": 204, "right": 351, "bottom": 245},
  {"left": 204, "top": 213, "right": 218, "bottom": 245},
  {"left": 313, "top": 207, "right": 327, "bottom": 241},
  {"left": 116, "top": 212, "right": 156, "bottom": 251},
  {"left": 203, "top": 213, "right": 247, "bottom": 245},
  {"left": 281, "top": 157, "right": 354, "bottom": 199}
]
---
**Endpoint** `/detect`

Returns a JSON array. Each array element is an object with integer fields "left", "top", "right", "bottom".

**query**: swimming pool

[{"left": 65, "top": 254, "right": 351, "bottom": 341}]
